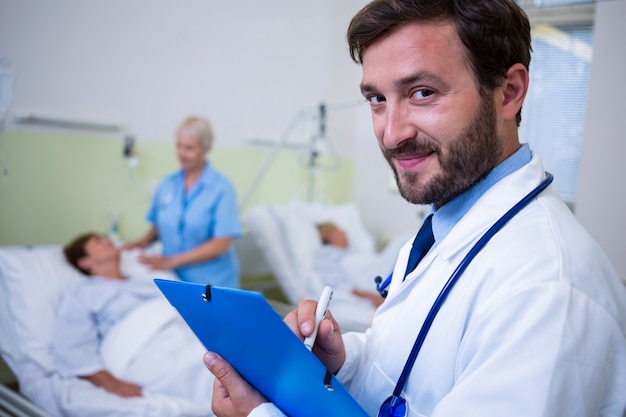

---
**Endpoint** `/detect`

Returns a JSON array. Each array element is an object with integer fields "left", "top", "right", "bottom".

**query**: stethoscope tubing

[{"left": 390, "top": 172, "right": 554, "bottom": 398}]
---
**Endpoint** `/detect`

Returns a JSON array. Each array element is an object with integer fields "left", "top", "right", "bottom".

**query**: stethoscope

[{"left": 375, "top": 172, "right": 554, "bottom": 417}]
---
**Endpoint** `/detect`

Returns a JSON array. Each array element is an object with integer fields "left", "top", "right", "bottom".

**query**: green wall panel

[{"left": 0, "top": 131, "right": 353, "bottom": 246}]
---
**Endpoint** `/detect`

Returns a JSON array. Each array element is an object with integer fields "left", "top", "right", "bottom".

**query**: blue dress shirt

[{"left": 431, "top": 143, "right": 533, "bottom": 248}]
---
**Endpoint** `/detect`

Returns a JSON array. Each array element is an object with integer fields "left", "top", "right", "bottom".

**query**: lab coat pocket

[{"left": 349, "top": 361, "right": 427, "bottom": 417}]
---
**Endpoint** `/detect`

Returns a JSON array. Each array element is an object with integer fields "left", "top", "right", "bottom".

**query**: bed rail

[{"left": 0, "top": 385, "right": 51, "bottom": 417}]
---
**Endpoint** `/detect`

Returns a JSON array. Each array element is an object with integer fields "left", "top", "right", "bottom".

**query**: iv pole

[
  {"left": 238, "top": 99, "right": 363, "bottom": 211},
  {"left": 0, "top": 57, "right": 15, "bottom": 185},
  {"left": 307, "top": 103, "right": 326, "bottom": 202},
  {"left": 238, "top": 106, "right": 316, "bottom": 211}
]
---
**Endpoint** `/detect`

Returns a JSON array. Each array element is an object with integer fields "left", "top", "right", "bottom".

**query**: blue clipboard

[{"left": 154, "top": 279, "right": 368, "bottom": 417}]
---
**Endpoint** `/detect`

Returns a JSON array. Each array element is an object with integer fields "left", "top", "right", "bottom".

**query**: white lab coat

[
  {"left": 250, "top": 154, "right": 626, "bottom": 417},
  {"left": 339, "top": 154, "right": 626, "bottom": 416}
]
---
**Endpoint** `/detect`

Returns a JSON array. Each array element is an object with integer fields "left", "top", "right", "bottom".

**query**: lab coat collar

[
  {"left": 434, "top": 152, "right": 548, "bottom": 262},
  {"left": 390, "top": 152, "right": 549, "bottom": 298}
]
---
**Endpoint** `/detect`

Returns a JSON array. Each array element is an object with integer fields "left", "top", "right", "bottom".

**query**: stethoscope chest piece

[{"left": 378, "top": 395, "right": 408, "bottom": 417}]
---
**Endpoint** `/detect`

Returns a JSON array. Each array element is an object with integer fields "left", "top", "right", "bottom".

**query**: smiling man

[
  {"left": 202, "top": 1, "right": 626, "bottom": 416},
  {"left": 360, "top": 20, "right": 517, "bottom": 208}
]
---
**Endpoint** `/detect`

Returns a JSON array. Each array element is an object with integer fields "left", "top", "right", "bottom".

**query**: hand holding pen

[
  {"left": 304, "top": 286, "right": 334, "bottom": 350},
  {"left": 283, "top": 285, "right": 346, "bottom": 374}
]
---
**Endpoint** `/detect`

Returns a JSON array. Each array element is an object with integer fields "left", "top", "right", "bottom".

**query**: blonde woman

[{"left": 126, "top": 116, "right": 242, "bottom": 287}]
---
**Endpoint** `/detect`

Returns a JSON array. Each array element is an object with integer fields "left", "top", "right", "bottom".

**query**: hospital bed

[
  {"left": 245, "top": 201, "right": 411, "bottom": 332},
  {"left": 0, "top": 246, "right": 216, "bottom": 417}
]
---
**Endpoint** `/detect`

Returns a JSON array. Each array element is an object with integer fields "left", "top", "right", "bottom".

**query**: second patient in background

[
  {"left": 125, "top": 116, "right": 242, "bottom": 288},
  {"left": 315, "top": 222, "right": 385, "bottom": 308}
]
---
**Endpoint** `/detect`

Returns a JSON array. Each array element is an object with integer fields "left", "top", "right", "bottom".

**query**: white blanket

[
  {"left": 53, "top": 298, "right": 215, "bottom": 417},
  {"left": 102, "top": 298, "right": 180, "bottom": 378}
]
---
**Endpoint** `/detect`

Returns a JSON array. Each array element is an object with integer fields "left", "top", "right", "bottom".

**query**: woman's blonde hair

[{"left": 177, "top": 116, "right": 214, "bottom": 153}]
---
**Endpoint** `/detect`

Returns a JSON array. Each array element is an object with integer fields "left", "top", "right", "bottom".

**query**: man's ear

[{"left": 500, "top": 63, "right": 529, "bottom": 121}]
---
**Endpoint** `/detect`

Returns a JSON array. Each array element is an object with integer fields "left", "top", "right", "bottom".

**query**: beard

[{"left": 382, "top": 93, "right": 502, "bottom": 206}]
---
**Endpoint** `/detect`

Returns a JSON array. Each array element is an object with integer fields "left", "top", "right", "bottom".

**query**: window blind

[{"left": 520, "top": 25, "right": 593, "bottom": 203}]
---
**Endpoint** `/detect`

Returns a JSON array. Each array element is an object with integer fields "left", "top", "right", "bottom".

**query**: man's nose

[{"left": 380, "top": 102, "right": 417, "bottom": 149}]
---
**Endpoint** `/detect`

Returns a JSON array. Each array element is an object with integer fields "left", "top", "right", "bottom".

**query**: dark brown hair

[
  {"left": 63, "top": 232, "right": 99, "bottom": 275},
  {"left": 347, "top": 0, "right": 531, "bottom": 125}
]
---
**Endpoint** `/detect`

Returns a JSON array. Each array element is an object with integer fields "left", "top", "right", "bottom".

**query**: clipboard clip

[
  {"left": 201, "top": 285, "right": 212, "bottom": 302},
  {"left": 324, "top": 370, "right": 334, "bottom": 391}
]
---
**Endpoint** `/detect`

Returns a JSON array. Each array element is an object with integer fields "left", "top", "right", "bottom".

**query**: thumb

[
  {"left": 203, "top": 351, "right": 268, "bottom": 414},
  {"left": 203, "top": 351, "right": 233, "bottom": 382},
  {"left": 204, "top": 351, "right": 252, "bottom": 397}
]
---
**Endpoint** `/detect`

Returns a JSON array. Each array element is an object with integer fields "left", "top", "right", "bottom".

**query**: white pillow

[
  {"left": 245, "top": 202, "right": 378, "bottom": 304},
  {"left": 0, "top": 246, "right": 83, "bottom": 375},
  {"left": 303, "top": 202, "right": 376, "bottom": 254},
  {"left": 0, "top": 246, "right": 176, "bottom": 380},
  {"left": 281, "top": 201, "right": 325, "bottom": 299},
  {"left": 246, "top": 205, "right": 309, "bottom": 304},
  {"left": 245, "top": 202, "right": 381, "bottom": 332}
]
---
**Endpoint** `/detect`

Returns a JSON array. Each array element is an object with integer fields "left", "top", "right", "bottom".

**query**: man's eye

[
  {"left": 367, "top": 95, "right": 385, "bottom": 105},
  {"left": 412, "top": 89, "right": 435, "bottom": 100}
]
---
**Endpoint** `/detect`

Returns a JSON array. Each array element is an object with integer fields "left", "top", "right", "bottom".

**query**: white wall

[
  {"left": 575, "top": 0, "right": 626, "bottom": 281},
  {"left": 3, "top": 0, "right": 622, "bottom": 256},
  {"left": 0, "top": 0, "right": 423, "bottom": 240},
  {"left": 0, "top": 1, "right": 364, "bottom": 154}
]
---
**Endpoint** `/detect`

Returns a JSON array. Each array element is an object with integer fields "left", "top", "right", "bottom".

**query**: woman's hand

[{"left": 138, "top": 254, "right": 176, "bottom": 270}]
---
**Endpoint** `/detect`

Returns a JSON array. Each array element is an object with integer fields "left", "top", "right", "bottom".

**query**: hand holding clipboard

[{"left": 154, "top": 279, "right": 368, "bottom": 417}]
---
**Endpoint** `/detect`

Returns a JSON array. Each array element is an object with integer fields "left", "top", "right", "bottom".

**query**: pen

[{"left": 303, "top": 286, "right": 334, "bottom": 350}]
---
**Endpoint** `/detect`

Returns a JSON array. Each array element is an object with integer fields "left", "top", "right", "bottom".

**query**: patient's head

[
  {"left": 64, "top": 232, "right": 120, "bottom": 276},
  {"left": 317, "top": 222, "right": 349, "bottom": 249}
]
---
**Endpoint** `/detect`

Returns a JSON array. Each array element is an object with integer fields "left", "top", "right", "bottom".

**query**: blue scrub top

[{"left": 146, "top": 162, "right": 242, "bottom": 287}]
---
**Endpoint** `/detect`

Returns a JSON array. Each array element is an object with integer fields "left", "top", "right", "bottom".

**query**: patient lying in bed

[
  {"left": 246, "top": 202, "right": 411, "bottom": 331},
  {"left": 51, "top": 232, "right": 214, "bottom": 409},
  {"left": 315, "top": 222, "right": 384, "bottom": 308}
]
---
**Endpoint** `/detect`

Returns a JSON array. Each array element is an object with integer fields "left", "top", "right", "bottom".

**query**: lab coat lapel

[
  {"left": 384, "top": 239, "right": 439, "bottom": 304},
  {"left": 385, "top": 152, "right": 548, "bottom": 303},
  {"left": 435, "top": 153, "right": 547, "bottom": 263}
]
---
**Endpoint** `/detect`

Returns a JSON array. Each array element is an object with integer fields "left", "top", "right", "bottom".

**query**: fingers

[
  {"left": 107, "top": 380, "right": 143, "bottom": 398},
  {"left": 203, "top": 351, "right": 236, "bottom": 383},
  {"left": 138, "top": 254, "right": 173, "bottom": 270},
  {"left": 203, "top": 352, "right": 266, "bottom": 416},
  {"left": 285, "top": 299, "right": 339, "bottom": 343},
  {"left": 284, "top": 299, "right": 318, "bottom": 338},
  {"left": 137, "top": 254, "right": 150, "bottom": 264},
  {"left": 118, "top": 384, "right": 143, "bottom": 398},
  {"left": 283, "top": 300, "right": 346, "bottom": 374},
  {"left": 137, "top": 255, "right": 160, "bottom": 269}
]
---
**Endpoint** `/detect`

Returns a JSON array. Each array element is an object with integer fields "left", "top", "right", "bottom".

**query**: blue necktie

[{"left": 404, "top": 214, "right": 435, "bottom": 278}]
